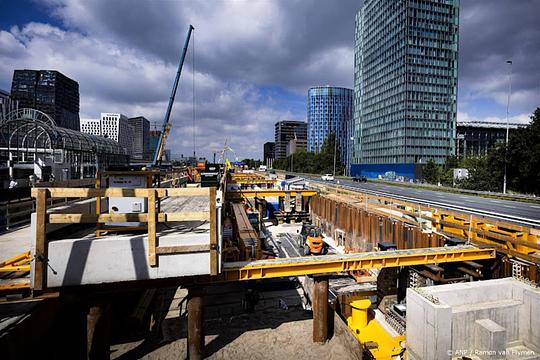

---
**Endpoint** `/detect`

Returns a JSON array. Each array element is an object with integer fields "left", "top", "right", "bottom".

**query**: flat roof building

[
  {"left": 129, "top": 116, "right": 151, "bottom": 161},
  {"left": 456, "top": 121, "right": 526, "bottom": 159},
  {"left": 10, "top": 70, "right": 80, "bottom": 130},
  {"left": 274, "top": 120, "right": 307, "bottom": 160},
  {"left": 352, "top": 0, "right": 459, "bottom": 179},
  {"left": 80, "top": 113, "right": 134, "bottom": 154},
  {"left": 263, "top": 142, "right": 275, "bottom": 166}
]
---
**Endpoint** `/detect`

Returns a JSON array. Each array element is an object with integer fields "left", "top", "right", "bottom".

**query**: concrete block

[
  {"left": 406, "top": 288, "right": 452, "bottom": 360},
  {"left": 474, "top": 319, "right": 506, "bottom": 360},
  {"left": 522, "top": 289, "right": 540, "bottom": 352},
  {"left": 45, "top": 232, "right": 211, "bottom": 287}
]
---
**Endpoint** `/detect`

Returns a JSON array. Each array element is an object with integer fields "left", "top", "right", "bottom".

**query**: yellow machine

[{"left": 347, "top": 299, "right": 405, "bottom": 359}]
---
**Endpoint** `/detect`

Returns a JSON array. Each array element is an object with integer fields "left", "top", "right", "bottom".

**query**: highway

[{"left": 299, "top": 176, "right": 540, "bottom": 227}]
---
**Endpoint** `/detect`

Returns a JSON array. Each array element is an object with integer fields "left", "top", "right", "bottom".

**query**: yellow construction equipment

[{"left": 347, "top": 299, "right": 405, "bottom": 359}]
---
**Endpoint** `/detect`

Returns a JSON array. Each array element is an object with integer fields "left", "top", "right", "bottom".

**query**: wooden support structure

[
  {"left": 209, "top": 187, "right": 218, "bottom": 275},
  {"left": 312, "top": 276, "right": 329, "bottom": 343},
  {"left": 148, "top": 189, "right": 157, "bottom": 266},
  {"left": 87, "top": 303, "right": 111, "bottom": 360},
  {"left": 30, "top": 185, "right": 219, "bottom": 289},
  {"left": 187, "top": 287, "right": 204, "bottom": 360},
  {"left": 34, "top": 188, "right": 49, "bottom": 291}
]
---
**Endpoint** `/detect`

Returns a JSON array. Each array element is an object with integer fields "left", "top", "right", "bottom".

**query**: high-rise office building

[
  {"left": 263, "top": 142, "right": 275, "bottom": 167},
  {"left": 352, "top": 0, "right": 459, "bottom": 179},
  {"left": 129, "top": 116, "right": 150, "bottom": 160},
  {"left": 10, "top": 70, "right": 80, "bottom": 130},
  {"left": 307, "top": 86, "right": 353, "bottom": 174},
  {"left": 274, "top": 120, "right": 307, "bottom": 160}
]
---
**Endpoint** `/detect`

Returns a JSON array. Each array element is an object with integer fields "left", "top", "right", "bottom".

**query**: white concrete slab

[{"left": 43, "top": 232, "right": 211, "bottom": 287}]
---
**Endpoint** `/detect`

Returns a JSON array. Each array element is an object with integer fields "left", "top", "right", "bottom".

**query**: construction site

[
  {"left": 1, "top": 20, "right": 540, "bottom": 360},
  {"left": 0, "top": 165, "right": 539, "bottom": 359}
]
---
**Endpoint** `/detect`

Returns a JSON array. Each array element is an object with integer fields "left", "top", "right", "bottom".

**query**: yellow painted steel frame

[
  {"left": 313, "top": 182, "right": 539, "bottom": 263},
  {"left": 0, "top": 251, "right": 31, "bottom": 273},
  {"left": 223, "top": 246, "right": 495, "bottom": 281},
  {"left": 227, "top": 189, "right": 317, "bottom": 198},
  {"left": 229, "top": 179, "right": 277, "bottom": 185}
]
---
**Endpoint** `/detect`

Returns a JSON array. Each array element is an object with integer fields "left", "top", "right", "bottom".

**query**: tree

[
  {"left": 422, "top": 159, "right": 440, "bottom": 184},
  {"left": 271, "top": 133, "right": 344, "bottom": 175},
  {"left": 504, "top": 108, "right": 540, "bottom": 194}
]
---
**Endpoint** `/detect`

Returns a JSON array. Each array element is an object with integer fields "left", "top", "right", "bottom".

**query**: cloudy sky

[{"left": 1, "top": 0, "right": 539, "bottom": 160}]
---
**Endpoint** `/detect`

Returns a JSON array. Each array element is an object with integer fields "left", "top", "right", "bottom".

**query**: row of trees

[
  {"left": 272, "top": 133, "right": 344, "bottom": 175},
  {"left": 423, "top": 107, "right": 540, "bottom": 195}
]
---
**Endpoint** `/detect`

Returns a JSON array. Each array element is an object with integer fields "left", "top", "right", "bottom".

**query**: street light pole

[
  {"left": 503, "top": 60, "right": 512, "bottom": 194},
  {"left": 333, "top": 132, "right": 337, "bottom": 176}
]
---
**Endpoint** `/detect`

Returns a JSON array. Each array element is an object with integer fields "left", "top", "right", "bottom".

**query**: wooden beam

[
  {"left": 46, "top": 211, "right": 210, "bottom": 224},
  {"left": 187, "top": 287, "right": 204, "bottom": 360},
  {"left": 34, "top": 188, "right": 48, "bottom": 291},
  {"left": 209, "top": 187, "right": 217, "bottom": 275},
  {"left": 312, "top": 276, "right": 329, "bottom": 343},
  {"left": 156, "top": 245, "right": 211, "bottom": 254},
  {"left": 148, "top": 189, "right": 157, "bottom": 267},
  {"left": 32, "top": 187, "right": 210, "bottom": 199}
]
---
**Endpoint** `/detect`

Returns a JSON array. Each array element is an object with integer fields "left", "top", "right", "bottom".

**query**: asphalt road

[{"left": 301, "top": 176, "right": 540, "bottom": 227}]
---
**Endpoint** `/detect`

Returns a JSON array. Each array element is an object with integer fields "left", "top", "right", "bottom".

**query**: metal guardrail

[{"left": 274, "top": 170, "right": 540, "bottom": 203}]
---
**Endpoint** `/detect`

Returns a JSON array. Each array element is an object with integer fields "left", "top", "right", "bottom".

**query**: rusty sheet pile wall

[{"left": 310, "top": 195, "right": 444, "bottom": 252}]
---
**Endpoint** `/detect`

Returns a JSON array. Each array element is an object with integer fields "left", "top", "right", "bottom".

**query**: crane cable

[{"left": 192, "top": 29, "right": 196, "bottom": 159}]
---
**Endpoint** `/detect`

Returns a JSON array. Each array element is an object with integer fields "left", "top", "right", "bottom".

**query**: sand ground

[{"left": 111, "top": 308, "right": 360, "bottom": 360}]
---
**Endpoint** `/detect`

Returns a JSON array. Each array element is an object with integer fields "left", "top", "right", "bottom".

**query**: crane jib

[{"left": 151, "top": 24, "right": 195, "bottom": 166}]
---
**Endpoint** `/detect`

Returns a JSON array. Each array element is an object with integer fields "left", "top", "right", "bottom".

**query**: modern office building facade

[
  {"left": 0, "top": 89, "right": 18, "bottom": 119},
  {"left": 307, "top": 86, "right": 353, "bottom": 174},
  {"left": 10, "top": 70, "right": 80, "bottom": 130},
  {"left": 129, "top": 116, "right": 151, "bottom": 161},
  {"left": 274, "top": 120, "right": 307, "bottom": 160},
  {"left": 80, "top": 113, "right": 134, "bottom": 153},
  {"left": 456, "top": 121, "right": 525, "bottom": 159},
  {"left": 352, "top": 0, "right": 459, "bottom": 179},
  {"left": 263, "top": 142, "right": 275, "bottom": 167}
]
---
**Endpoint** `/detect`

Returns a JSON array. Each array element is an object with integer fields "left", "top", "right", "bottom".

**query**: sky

[{"left": 0, "top": 0, "right": 539, "bottom": 160}]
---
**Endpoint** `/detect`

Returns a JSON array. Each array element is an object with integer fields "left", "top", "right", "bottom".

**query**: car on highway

[
  {"left": 321, "top": 174, "right": 334, "bottom": 181},
  {"left": 352, "top": 176, "right": 367, "bottom": 183}
]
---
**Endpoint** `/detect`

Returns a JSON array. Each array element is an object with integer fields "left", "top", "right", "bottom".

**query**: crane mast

[{"left": 151, "top": 24, "right": 194, "bottom": 166}]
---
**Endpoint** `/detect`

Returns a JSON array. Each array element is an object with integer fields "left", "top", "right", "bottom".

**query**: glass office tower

[
  {"left": 307, "top": 86, "right": 353, "bottom": 174},
  {"left": 352, "top": 0, "right": 459, "bottom": 179},
  {"left": 10, "top": 70, "right": 80, "bottom": 130}
]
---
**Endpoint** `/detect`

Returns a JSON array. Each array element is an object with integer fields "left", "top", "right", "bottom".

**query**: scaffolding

[{"left": 0, "top": 108, "right": 129, "bottom": 182}]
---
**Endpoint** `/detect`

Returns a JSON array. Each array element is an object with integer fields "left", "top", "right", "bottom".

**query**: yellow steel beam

[
  {"left": 223, "top": 246, "right": 495, "bottom": 281},
  {"left": 229, "top": 179, "right": 277, "bottom": 185},
  {"left": 0, "top": 265, "right": 31, "bottom": 273},
  {"left": 0, "top": 251, "right": 31, "bottom": 268},
  {"left": 227, "top": 189, "right": 318, "bottom": 198}
]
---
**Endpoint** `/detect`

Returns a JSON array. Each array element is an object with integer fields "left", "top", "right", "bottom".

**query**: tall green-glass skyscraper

[{"left": 352, "top": 0, "right": 459, "bottom": 179}]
